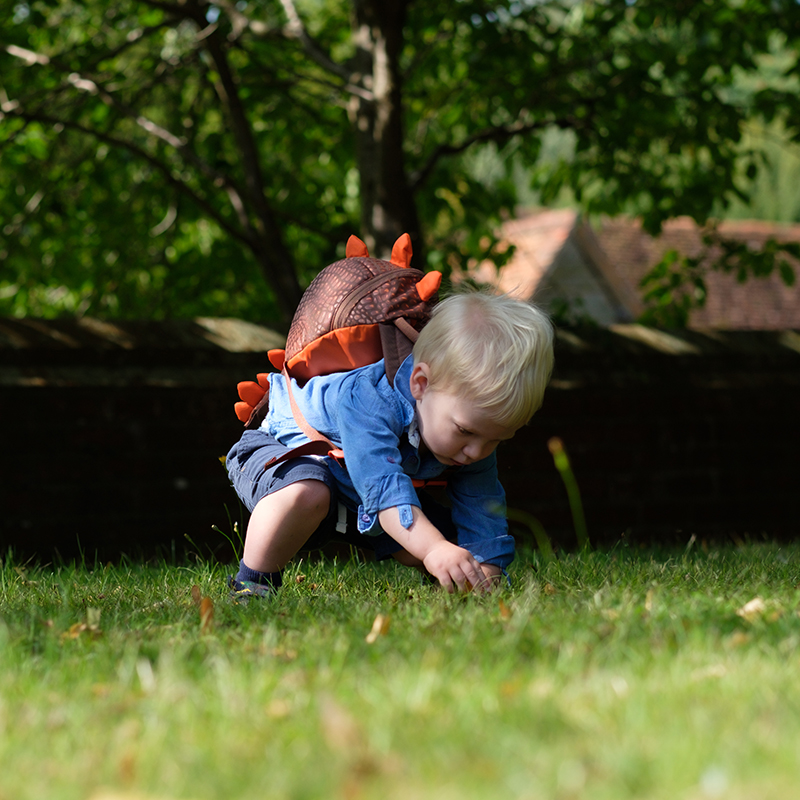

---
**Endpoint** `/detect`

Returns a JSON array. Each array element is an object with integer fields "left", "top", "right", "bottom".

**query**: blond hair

[{"left": 412, "top": 290, "right": 554, "bottom": 428}]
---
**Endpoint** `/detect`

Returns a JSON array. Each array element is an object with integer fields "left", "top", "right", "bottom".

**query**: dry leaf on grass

[
  {"left": 190, "top": 584, "right": 202, "bottom": 607},
  {"left": 691, "top": 664, "right": 727, "bottom": 681},
  {"left": 318, "top": 697, "right": 399, "bottom": 799},
  {"left": 498, "top": 598, "right": 513, "bottom": 620},
  {"left": 365, "top": 613, "right": 390, "bottom": 643},
  {"left": 266, "top": 698, "right": 292, "bottom": 719},
  {"left": 320, "top": 695, "right": 363, "bottom": 752},
  {"left": 199, "top": 595, "right": 215, "bottom": 633},
  {"left": 736, "top": 597, "right": 784, "bottom": 623},
  {"left": 736, "top": 597, "right": 767, "bottom": 622},
  {"left": 60, "top": 608, "right": 102, "bottom": 641},
  {"left": 728, "top": 631, "right": 751, "bottom": 648}
]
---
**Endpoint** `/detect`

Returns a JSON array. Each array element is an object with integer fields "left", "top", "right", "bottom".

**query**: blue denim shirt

[{"left": 263, "top": 354, "right": 515, "bottom": 568}]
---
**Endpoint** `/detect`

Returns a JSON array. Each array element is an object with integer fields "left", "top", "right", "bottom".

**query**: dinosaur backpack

[{"left": 234, "top": 233, "right": 441, "bottom": 462}]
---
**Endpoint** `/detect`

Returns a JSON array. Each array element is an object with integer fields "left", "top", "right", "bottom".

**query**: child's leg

[
  {"left": 226, "top": 430, "right": 337, "bottom": 595},
  {"left": 242, "top": 479, "right": 331, "bottom": 574}
]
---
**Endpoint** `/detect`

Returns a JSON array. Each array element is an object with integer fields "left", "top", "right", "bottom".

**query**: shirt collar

[
  {"left": 407, "top": 410, "right": 421, "bottom": 449},
  {"left": 393, "top": 353, "right": 420, "bottom": 442},
  {"left": 394, "top": 353, "right": 416, "bottom": 405}
]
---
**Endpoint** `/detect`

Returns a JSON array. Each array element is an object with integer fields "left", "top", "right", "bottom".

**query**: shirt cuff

[
  {"left": 460, "top": 534, "right": 516, "bottom": 570},
  {"left": 357, "top": 472, "right": 420, "bottom": 531},
  {"left": 356, "top": 502, "right": 416, "bottom": 535}
]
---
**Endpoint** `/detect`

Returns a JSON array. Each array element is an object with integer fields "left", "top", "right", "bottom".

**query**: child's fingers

[
  {"left": 454, "top": 562, "right": 490, "bottom": 594},
  {"left": 464, "top": 559, "right": 490, "bottom": 592},
  {"left": 424, "top": 544, "right": 490, "bottom": 594}
]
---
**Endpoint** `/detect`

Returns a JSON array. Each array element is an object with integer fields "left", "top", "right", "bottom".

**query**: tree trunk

[
  {"left": 349, "top": 0, "right": 424, "bottom": 266},
  {"left": 198, "top": 3, "right": 304, "bottom": 327}
]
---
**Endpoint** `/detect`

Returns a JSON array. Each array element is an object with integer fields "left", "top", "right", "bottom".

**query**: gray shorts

[{"left": 225, "top": 428, "right": 404, "bottom": 559}]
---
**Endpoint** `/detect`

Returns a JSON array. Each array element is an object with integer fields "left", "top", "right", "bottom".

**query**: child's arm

[
  {"left": 446, "top": 455, "right": 516, "bottom": 577},
  {"left": 378, "top": 505, "right": 493, "bottom": 593}
]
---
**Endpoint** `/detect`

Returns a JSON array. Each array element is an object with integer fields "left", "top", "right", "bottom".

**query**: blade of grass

[
  {"left": 505, "top": 507, "right": 556, "bottom": 563},
  {"left": 548, "top": 436, "right": 590, "bottom": 551}
]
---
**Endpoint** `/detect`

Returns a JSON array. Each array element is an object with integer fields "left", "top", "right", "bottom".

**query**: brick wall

[{"left": 2, "top": 321, "right": 798, "bottom": 562}]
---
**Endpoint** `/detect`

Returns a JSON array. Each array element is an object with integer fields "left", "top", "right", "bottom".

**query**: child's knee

[
  {"left": 291, "top": 479, "right": 331, "bottom": 519},
  {"left": 253, "top": 479, "right": 331, "bottom": 528}
]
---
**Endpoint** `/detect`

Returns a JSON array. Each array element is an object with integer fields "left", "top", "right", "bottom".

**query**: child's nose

[{"left": 462, "top": 441, "right": 485, "bottom": 462}]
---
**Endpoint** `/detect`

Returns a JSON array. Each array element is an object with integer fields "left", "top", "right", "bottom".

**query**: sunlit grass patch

[{"left": 1, "top": 543, "right": 800, "bottom": 799}]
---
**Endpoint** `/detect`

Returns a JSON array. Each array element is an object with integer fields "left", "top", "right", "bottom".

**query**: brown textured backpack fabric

[{"left": 234, "top": 234, "right": 441, "bottom": 448}]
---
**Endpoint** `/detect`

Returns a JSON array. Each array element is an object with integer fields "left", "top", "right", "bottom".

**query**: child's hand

[{"left": 422, "top": 541, "right": 492, "bottom": 594}]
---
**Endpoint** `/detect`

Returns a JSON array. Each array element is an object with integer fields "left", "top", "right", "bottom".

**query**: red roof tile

[
  {"left": 492, "top": 211, "right": 800, "bottom": 329},
  {"left": 596, "top": 216, "right": 800, "bottom": 329}
]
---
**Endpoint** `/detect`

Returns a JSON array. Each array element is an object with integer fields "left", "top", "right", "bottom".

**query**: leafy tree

[
  {"left": 2, "top": 0, "right": 799, "bottom": 326},
  {"left": 720, "top": 118, "right": 800, "bottom": 224}
]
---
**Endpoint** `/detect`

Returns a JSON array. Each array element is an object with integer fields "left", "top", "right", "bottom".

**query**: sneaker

[{"left": 227, "top": 575, "right": 275, "bottom": 604}]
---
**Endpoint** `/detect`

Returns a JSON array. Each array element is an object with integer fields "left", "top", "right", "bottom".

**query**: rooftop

[{"left": 473, "top": 209, "right": 800, "bottom": 329}]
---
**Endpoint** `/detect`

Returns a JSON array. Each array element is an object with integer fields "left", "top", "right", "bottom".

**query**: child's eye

[{"left": 456, "top": 426, "right": 471, "bottom": 436}]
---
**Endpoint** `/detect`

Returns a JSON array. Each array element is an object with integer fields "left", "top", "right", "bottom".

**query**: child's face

[{"left": 409, "top": 363, "right": 521, "bottom": 466}]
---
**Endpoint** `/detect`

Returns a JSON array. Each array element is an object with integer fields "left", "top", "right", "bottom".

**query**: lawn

[{"left": 2, "top": 541, "right": 799, "bottom": 800}]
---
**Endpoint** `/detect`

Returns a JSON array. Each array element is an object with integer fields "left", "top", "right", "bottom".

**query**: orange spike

[
  {"left": 416, "top": 271, "right": 442, "bottom": 302},
  {"left": 346, "top": 235, "right": 369, "bottom": 258},
  {"left": 234, "top": 401, "right": 252, "bottom": 424},
  {"left": 390, "top": 233, "right": 413, "bottom": 268},
  {"left": 268, "top": 349, "right": 286, "bottom": 371},
  {"left": 237, "top": 380, "right": 266, "bottom": 407}
]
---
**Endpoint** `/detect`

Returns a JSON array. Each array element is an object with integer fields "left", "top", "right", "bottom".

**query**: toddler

[{"left": 225, "top": 290, "right": 554, "bottom": 598}]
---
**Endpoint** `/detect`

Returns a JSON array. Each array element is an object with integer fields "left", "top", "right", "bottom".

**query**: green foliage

[
  {"left": 721, "top": 118, "right": 800, "bottom": 224},
  {"left": 2, "top": 0, "right": 800, "bottom": 320},
  {"left": 639, "top": 249, "right": 708, "bottom": 328},
  {"left": 639, "top": 227, "right": 798, "bottom": 327}
]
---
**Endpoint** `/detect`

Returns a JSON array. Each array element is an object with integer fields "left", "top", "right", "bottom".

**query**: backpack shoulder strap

[
  {"left": 282, "top": 365, "right": 345, "bottom": 462},
  {"left": 380, "top": 319, "right": 420, "bottom": 387}
]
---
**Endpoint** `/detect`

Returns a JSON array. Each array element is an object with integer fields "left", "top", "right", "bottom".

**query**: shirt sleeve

[
  {"left": 329, "top": 370, "right": 421, "bottom": 528},
  {"left": 447, "top": 454, "right": 516, "bottom": 569}
]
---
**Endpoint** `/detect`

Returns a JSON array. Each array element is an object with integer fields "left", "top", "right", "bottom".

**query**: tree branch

[
  {"left": 135, "top": 0, "right": 285, "bottom": 247},
  {"left": 260, "top": 0, "right": 374, "bottom": 102},
  {"left": 8, "top": 5, "right": 304, "bottom": 315},
  {"left": 213, "top": 0, "right": 262, "bottom": 39},
  {"left": 84, "top": 23, "right": 172, "bottom": 71},
  {"left": 6, "top": 106, "right": 256, "bottom": 252},
  {"left": 409, "top": 116, "right": 567, "bottom": 192},
  {"left": 277, "top": 0, "right": 352, "bottom": 83},
  {"left": 4, "top": 40, "right": 250, "bottom": 215}
]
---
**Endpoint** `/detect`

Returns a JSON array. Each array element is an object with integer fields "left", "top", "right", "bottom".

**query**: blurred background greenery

[{"left": 1, "top": 0, "right": 798, "bottom": 327}]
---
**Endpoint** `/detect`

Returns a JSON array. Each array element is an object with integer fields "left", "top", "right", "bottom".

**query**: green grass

[{"left": 2, "top": 543, "right": 800, "bottom": 800}]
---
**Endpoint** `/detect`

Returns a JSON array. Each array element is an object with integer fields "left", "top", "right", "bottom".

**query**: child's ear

[{"left": 409, "top": 363, "right": 430, "bottom": 401}]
